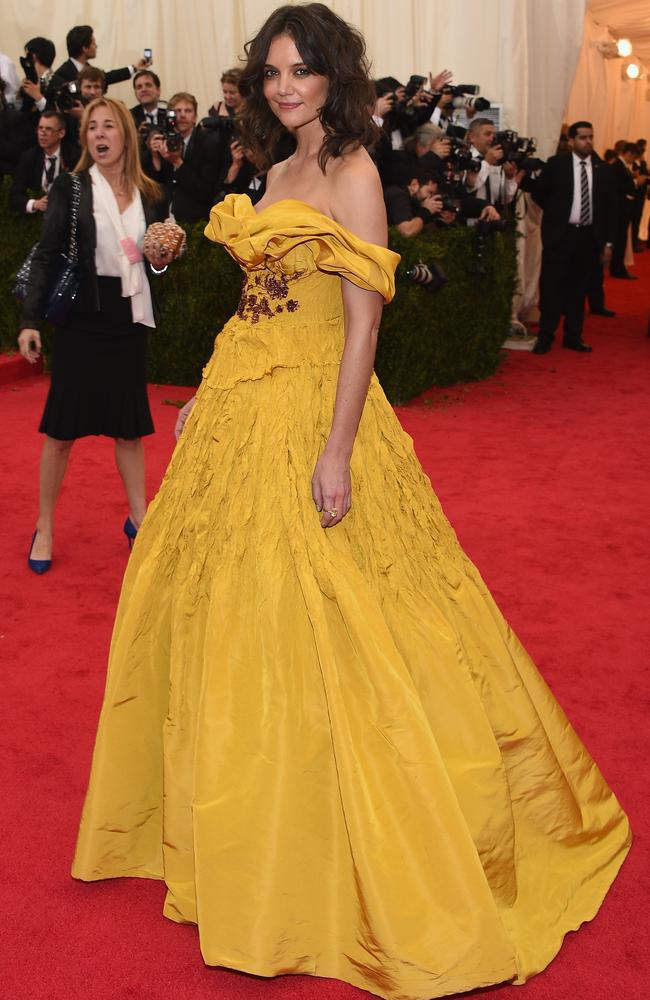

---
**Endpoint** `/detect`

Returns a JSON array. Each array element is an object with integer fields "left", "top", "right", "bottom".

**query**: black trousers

[
  {"left": 587, "top": 258, "right": 606, "bottom": 312},
  {"left": 538, "top": 227, "right": 599, "bottom": 348},
  {"left": 610, "top": 201, "right": 633, "bottom": 276},
  {"left": 631, "top": 190, "right": 646, "bottom": 244}
]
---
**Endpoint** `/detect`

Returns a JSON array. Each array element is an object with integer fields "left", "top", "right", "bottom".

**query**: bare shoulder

[
  {"left": 264, "top": 158, "right": 291, "bottom": 194},
  {"left": 328, "top": 148, "right": 387, "bottom": 247}
]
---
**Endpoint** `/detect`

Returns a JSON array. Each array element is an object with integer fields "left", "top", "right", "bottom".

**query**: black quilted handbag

[{"left": 13, "top": 172, "right": 82, "bottom": 326}]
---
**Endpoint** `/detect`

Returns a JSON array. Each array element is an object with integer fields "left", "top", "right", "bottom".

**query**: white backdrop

[
  {"left": 566, "top": 10, "right": 650, "bottom": 152},
  {"left": 3, "top": 0, "right": 585, "bottom": 158}
]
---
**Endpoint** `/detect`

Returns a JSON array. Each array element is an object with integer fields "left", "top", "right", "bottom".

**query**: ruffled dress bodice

[{"left": 201, "top": 194, "right": 400, "bottom": 388}]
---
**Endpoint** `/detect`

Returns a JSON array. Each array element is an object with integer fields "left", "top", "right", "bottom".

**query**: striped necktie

[{"left": 579, "top": 160, "right": 591, "bottom": 225}]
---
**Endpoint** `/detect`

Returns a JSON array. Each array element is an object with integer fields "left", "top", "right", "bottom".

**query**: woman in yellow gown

[{"left": 72, "top": 5, "right": 630, "bottom": 999}]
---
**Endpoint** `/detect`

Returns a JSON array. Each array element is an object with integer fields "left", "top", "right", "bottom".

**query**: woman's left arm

[{"left": 311, "top": 166, "right": 387, "bottom": 529}]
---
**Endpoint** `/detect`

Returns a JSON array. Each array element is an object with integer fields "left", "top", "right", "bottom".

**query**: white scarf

[{"left": 90, "top": 163, "right": 148, "bottom": 324}]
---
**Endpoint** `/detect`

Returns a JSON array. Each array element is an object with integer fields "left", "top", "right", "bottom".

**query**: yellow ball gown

[{"left": 73, "top": 194, "right": 630, "bottom": 1000}]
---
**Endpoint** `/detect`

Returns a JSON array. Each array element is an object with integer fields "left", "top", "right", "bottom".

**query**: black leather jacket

[{"left": 20, "top": 169, "right": 168, "bottom": 331}]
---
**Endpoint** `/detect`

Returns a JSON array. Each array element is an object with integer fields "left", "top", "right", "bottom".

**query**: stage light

[
  {"left": 616, "top": 38, "right": 632, "bottom": 57},
  {"left": 626, "top": 62, "right": 640, "bottom": 79}
]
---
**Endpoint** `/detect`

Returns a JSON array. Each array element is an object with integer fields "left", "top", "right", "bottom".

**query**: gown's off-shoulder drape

[{"left": 73, "top": 194, "right": 630, "bottom": 1000}]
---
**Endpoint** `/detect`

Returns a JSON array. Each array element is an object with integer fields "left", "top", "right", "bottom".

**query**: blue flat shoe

[
  {"left": 28, "top": 531, "right": 52, "bottom": 575},
  {"left": 123, "top": 517, "right": 138, "bottom": 550}
]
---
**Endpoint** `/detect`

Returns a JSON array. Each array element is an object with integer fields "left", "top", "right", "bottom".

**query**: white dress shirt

[
  {"left": 465, "top": 146, "right": 518, "bottom": 205},
  {"left": 429, "top": 106, "right": 450, "bottom": 133},
  {"left": 142, "top": 105, "right": 161, "bottom": 125},
  {"left": 26, "top": 146, "right": 62, "bottom": 214},
  {"left": 568, "top": 152, "right": 593, "bottom": 224}
]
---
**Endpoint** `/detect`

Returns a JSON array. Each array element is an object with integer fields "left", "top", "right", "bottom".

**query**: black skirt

[{"left": 39, "top": 276, "right": 155, "bottom": 441}]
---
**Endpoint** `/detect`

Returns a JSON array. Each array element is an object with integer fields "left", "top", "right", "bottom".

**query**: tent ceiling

[{"left": 588, "top": 0, "right": 650, "bottom": 67}]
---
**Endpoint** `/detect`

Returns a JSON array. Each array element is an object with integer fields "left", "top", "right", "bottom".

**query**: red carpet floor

[{"left": 1, "top": 256, "right": 648, "bottom": 1000}]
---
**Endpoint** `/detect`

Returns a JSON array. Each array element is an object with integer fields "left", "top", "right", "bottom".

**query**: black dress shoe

[
  {"left": 591, "top": 308, "right": 616, "bottom": 317},
  {"left": 563, "top": 342, "right": 592, "bottom": 352},
  {"left": 532, "top": 341, "right": 552, "bottom": 354},
  {"left": 611, "top": 272, "right": 637, "bottom": 280}
]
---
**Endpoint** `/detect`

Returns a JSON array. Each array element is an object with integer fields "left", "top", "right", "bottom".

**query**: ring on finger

[{"left": 325, "top": 508, "right": 338, "bottom": 518}]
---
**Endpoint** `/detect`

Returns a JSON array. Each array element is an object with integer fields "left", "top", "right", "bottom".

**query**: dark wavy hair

[{"left": 238, "top": 3, "right": 379, "bottom": 172}]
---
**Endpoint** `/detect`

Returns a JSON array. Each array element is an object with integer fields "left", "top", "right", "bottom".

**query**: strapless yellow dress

[{"left": 73, "top": 194, "right": 630, "bottom": 1000}]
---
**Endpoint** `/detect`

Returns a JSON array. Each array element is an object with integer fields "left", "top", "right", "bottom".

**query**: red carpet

[{"left": 1, "top": 256, "right": 648, "bottom": 1000}]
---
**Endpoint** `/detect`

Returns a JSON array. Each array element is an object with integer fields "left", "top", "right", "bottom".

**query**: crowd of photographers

[{"left": 1, "top": 29, "right": 648, "bottom": 292}]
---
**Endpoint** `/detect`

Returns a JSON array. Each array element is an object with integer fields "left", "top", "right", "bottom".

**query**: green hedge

[{"left": 1, "top": 176, "right": 517, "bottom": 402}]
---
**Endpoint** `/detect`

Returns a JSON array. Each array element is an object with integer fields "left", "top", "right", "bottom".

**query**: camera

[
  {"left": 404, "top": 74, "right": 427, "bottom": 99},
  {"left": 141, "top": 108, "right": 184, "bottom": 152},
  {"left": 441, "top": 84, "right": 490, "bottom": 112},
  {"left": 54, "top": 80, "right": 81, "bottom": 111},
  {"left": 439, "top": 193, "right": 459, "bottom": 214},
  {"left": 476, "top": 218, "right": 508, "bottom": 234},
  {"left": 20, "top": 53, "right": 38, "bottom": 85},
  {"left": 492, "top": 130, "right": 544, "bottom": 170},
  {"left": 445, "top": 129, "right": 483, "bottom": 176},
  {"left": 199, "top": 115, "right": 238, "bottom": 140},
  {"left": 405, "top": 261, "right": 448, "bottom": 293},
  {"left": 454, "top": 94, "right": 491, "bottom": 112}
]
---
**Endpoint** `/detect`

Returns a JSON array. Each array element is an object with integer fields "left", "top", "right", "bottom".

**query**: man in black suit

[
  {"left": 10, "top": 110, "right": 79, "bottom": 213},
  {"left": 53, "top": 25, "right": 148, "bottom": 91},
  {"left": 143, "top": 92, "right": 224, "bottom": 224},
  {"left": 609, "top": 142, "right": 640, "bottom": 278},
  {"left": 130, "top": 70, "right": 166, "bottom": 132},
  {"left": 529, "top": 121, "right": 614, "bottom": 354}
]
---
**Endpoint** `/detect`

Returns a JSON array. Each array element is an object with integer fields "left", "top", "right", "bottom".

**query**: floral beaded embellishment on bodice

[{"left": 236, "top": 270, "right": 301, "bottom": 324}]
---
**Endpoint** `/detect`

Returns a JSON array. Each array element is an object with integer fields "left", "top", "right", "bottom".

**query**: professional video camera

[
  {"left": 440, "top": 84, "right": 490, "bottom": 113},
  {"left": 140, "top": 108, "right": 184, "bottom": 152},
  {"left": 492, "top": 130, "right": 545, "bottom": 171}
]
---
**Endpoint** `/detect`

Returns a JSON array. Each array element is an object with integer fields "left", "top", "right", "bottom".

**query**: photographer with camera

[
  {"left": 10, "top": 109, "right": 79, "bottom": 214},
  {"left": 381, "top": 122, "right": 452, "bottom": 188},
  {"left": 464, "top": 118, "right": 523, "bottom": 211},
  {"left": 215, "top": 137, "right": 268, "bottom": 204},
  {"left": 49, "top": 66, "right": 108, "bottom": 151},
  {"left": 384, "top": 167, "right": 446, "bottom": 237},
  {"left": 143, "top": 92, "right": 223, "bottom": 224},
  {"left": 373, "top": 71, "right": 453, "bottom": 156},
  {"left": 130, "top": 70, "right": 166, "bottom": 132},
  {"left": 18, "top": 38, "right": 57, "bottom": 118},
  {"left": 429, "top": 84, "right": 454, "bottom": 133},
  {"left": 208, "top": 69, "right": 244, "bottom": 120}
]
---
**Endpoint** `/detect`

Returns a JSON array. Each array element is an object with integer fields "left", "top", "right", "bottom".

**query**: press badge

[{"left": 120, "top": 237, "right": 144, "bottom": 264}]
